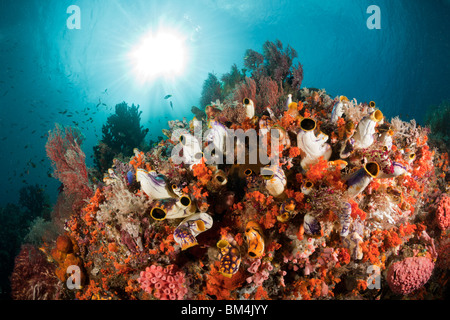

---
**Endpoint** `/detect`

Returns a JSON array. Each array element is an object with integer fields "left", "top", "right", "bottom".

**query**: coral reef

[
  {"left": 93, "top": 102, "right": 149, "bottom": 175},
  {"left": 10, "top": 245, "right": 64, "bottom": 300},
  {"left": 12, "top": 41, "right": 449, "bottom": 301},
  {"left": 198, "top": 40, "right": 303, "bottom": 118}
]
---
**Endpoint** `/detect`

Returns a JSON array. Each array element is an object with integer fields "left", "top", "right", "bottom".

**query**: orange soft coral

[
  {"left": 336, "top": 117, "right": 346, "bottom": 140},
  {"left": 129, "top": 150, "right": 147, "bottom": 171},
  {"left": 192, "top": 163, "right": 213, "bottom": 186},
  {"left": 247, "top": 190, "right": 267, "bottom": 204},
  {"left": 289, "top": 146, "right": 301, "bottom": 159},
  {"left": 280, "top": 113, "right": 296, "bottom": 129},
  {"left": 293, "top": 278, "right": 327, "bottom": 300},
  {"left": 305, "top": 157, "right": 328, "bottom": 183},
  {"left": 205, "top": 261, "right": 247, "bottom": 300},
  {"left": 337, "top": 247, "right": 351, "bottom": 265},
  {"left": 259, "top": 205, "right": 279, "bottom": 229},
  {"left": 349, "top": 199, "right": 366, "bottom": 221}
]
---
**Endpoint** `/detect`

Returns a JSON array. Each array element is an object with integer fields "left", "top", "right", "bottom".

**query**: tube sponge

[{"left": 387, "top": 257, "right": 434, "bottom": 295}]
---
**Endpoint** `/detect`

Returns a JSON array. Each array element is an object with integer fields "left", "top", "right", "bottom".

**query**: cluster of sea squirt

[{"left": 57, "top": 89, "right": 449, "bottom": 300}]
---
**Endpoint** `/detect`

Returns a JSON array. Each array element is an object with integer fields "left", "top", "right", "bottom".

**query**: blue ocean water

[{"left": 0, "top": 0, "right": 449, "bottom": 208}]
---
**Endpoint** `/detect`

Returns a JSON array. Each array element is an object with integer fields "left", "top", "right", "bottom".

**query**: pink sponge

[
  {"left": 435, "top": 194, "right": 449, "bottom": 231},
  {"left": 387, "top": 257, "right": 434, "bottom": 295},
  {"left": 138, "top": 264, "right": 188, "bottom": 300}
]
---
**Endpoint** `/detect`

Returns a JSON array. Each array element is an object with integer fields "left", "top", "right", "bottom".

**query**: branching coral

[
  {"left": 11, "top": 245, "right": 64, "bottom": 300},
  {"left": 46, "top": 124, "right": 93, "bottom": 206}
]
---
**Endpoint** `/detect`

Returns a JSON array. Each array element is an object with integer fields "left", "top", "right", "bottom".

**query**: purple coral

[
  {"left": 257, "top": 76, "right": 280, "bottom": 109},
  {"left": 262, "top": 40, "right": 297, "bottom": 83}
]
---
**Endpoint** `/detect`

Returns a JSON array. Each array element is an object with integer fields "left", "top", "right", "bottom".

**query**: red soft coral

[{"left": 45, "top": 125, "right": 93, "bottom": 207}]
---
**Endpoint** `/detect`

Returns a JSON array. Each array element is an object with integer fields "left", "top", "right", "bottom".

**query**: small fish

[
  {"left": 164, "top": 94, "right": 172, "bottom": 99},
  {"left": 170, "top": 101, "right": 173, "bottom": 110}
]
